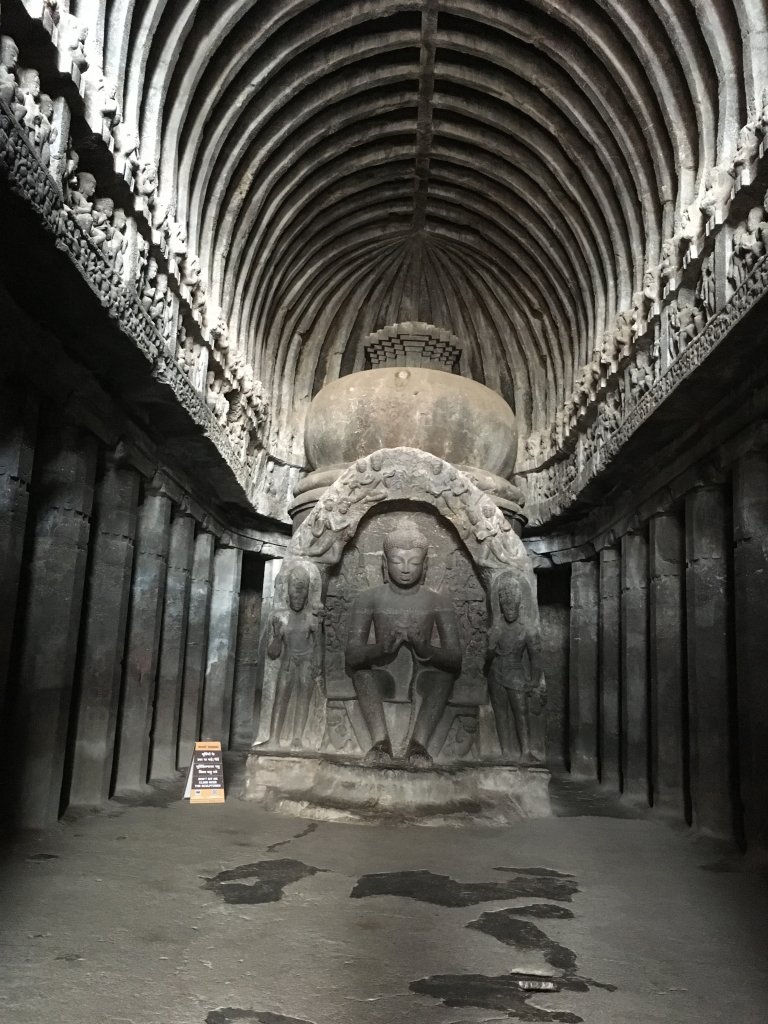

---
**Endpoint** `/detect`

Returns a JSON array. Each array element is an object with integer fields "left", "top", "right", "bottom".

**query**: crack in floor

[
  {"left": 206, "top": 1010, "right": 316, "bottom": 1024},
  {"left": 265, "top": 822, "right": 319, "bottom": 854}
]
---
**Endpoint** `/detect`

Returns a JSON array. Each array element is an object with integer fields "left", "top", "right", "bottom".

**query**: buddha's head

[{"left": 383, "top": 525, "right": 428, "bottom": 588}]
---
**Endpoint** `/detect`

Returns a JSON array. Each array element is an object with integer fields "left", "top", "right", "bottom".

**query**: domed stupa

[{"left": 289, "top": 323, "right": 526, "bottom": 531}]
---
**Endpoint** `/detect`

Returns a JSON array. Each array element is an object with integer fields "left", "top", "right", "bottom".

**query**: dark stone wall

[
  {"left": 230, "top": 553, "right": 266, "bottom": 750},
  {"left": 0, "top": 394, "right": 269, "bottom": 831},
  {"left": 551, "top": 450, "right": 768, "bottom": 854}
]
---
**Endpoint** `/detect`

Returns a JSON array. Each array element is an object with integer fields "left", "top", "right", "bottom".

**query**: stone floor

[{"left": 1, "top": 770, "right": 767, "bottom": 1024}]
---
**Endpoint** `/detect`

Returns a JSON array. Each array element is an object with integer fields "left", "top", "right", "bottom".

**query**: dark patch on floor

[
  {"left": 206, "top": 1009, "right": 316, "bottom": 1024},
  {"left": 470, "top": 906, "right": 577, "bottom": 973},
  {"left": 411, "top": 972, "right": 585, "bottom": 1022},
  {"left": 469, "top": 904, "right": 618, "bottom": 997},
  {"left": 266, "top": 822, "right": 319, "bottom": 853},
  {"left": 203, "top": 859, "right": 324, "bottom": 905},
  {"left": 419, "top": 904, "right": 616, "bottom": 1020},
  {"left": 27, "top": 853, "right": 59, "bottom": 861},
  {"left": 350, "top": 869, "right": 578, "bottom": 906}
]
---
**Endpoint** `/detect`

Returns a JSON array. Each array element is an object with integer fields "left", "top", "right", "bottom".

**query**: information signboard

[{"left": 184, "top": 741, "right": 225, "bottom": 804}]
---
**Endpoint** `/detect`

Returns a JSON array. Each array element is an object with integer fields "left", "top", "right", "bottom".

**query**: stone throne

[{"left": 247, "top": 324, "right": 550, "bottom": 824}]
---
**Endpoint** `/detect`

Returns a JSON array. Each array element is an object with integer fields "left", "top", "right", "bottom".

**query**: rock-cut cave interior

[{"left": 2, "top": 1, "right": 768, "bottom": 1022}]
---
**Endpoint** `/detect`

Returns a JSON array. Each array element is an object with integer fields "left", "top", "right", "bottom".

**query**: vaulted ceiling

[{"left": 83, "top": 0, "right": 766, "bottom": 456}]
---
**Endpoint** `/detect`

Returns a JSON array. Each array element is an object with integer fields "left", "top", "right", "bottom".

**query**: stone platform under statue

[{"left": 245, "top": 751, "right": 551, "bottom": 827}]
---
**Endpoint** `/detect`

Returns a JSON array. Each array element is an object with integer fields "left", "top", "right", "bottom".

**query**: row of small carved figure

[
  {"left": 525, "top": 201, "right": 768, "bottom": 474},
  {"left": 1, "top": 30, "right": 270, "bottom": 462},
  {"left": 1, "top": 35, "right": 60, "bottom": 171},
  {"left": 527, "top": 291, "right": 703, "bottom": 502},
  {"left": 527, "top": 199, "right": 768, "bottom": 475},
  {"left": 523, "top": 97, "right": 768, "bottom": 475},
  {"left": 175, "top": 321, "right": 270, "bottom": 459}
]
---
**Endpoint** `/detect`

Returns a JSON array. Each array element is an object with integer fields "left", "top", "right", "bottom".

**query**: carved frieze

[{"left": 0, "top": 90, "right": 270, "bottom": 475}]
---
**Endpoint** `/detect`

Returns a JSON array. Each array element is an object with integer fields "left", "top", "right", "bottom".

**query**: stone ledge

[{"left": 245, "top": 752, "right": 551, "bottom": 828}]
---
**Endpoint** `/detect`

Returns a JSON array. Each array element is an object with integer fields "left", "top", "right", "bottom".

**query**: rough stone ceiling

[{"left": 88, "top": 0, "right": 765, "bottom": 455}]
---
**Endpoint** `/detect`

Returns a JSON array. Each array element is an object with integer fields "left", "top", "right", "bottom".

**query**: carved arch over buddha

[{"left": 256, "top": 448, "right": 544, "bottom": 762}]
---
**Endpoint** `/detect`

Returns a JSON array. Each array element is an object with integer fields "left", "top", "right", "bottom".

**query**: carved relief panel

[{"left": 323, "top": 507, "right": 490, "bottom": 762}]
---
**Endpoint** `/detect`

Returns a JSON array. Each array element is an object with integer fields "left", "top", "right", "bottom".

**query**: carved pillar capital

[{"left": 145, "top": 470, "right": 183, "bottom": 503}]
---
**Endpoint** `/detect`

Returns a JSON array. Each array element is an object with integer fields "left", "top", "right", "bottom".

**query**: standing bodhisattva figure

[
  {"left": 261, "top": 565, "right": 319, "bottom": 750},
  {"left": 345, "top": 525, "right": 462, "bottom": 767},
  {"left": 487, "top": 571, "right": 545, "bottom": 762}
]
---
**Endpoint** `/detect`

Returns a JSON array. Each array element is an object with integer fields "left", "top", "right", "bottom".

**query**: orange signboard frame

[{"left": 185, "top": 741, "right": 225, "bottom": 804}]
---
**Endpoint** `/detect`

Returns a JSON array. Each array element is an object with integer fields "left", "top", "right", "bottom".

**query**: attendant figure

[
  {"left": 260, "top": 566, "right": 319, "bottom": 750},
  {"left": 487, "top": 571, "right": 545, "bottom": 762}
]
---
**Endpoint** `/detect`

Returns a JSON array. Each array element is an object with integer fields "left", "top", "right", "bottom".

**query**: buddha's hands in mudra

[
  {"left": 380, "top": 627, "right": 434, "bottom": 661},
  {"left": 404, "top": 627, "right": 434, "bottom": 662},
  {"left": 382, "top": 627, "right": 409, "bottom": 656}
]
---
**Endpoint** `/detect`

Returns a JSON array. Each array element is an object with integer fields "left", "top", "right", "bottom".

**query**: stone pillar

[
  {"left": 176, "top": 531, "right": 215, "bottom": 769},
  {"left": 148, "top": 511, "right": 195, "bottom": 782},
  {"left": 568, "top": 559, "right": 599, "bottom": 778},
  {"left": 230, "top": 554, "right": 265, "bottom": 750},
  {"left": 620, "top": 530, "right": 650, "bottom": 802},
  {"left": 200, "top": 545, "right": 243, "bottom": 745},
  {"left": 537, "top": 568, "right": 571, "bottom": 770},
  {"left": 685, "top": 484, "right": 733, "bottom": 837},
  {"left": 733, "top": 452, "right": 768, "bottom": 854},
  {"left": 12, "top": 423, "right": 97, "bottom": 829},
  {"left": 0, "top": 387, "right": 37, "bottom": 720},
  {"left": 598, "top": 546, "right": 621, "bottom": 789},
  {"left": 649, "top": 511, "right": 686, "bottom": 817},
  {"left": 113, "top": 482, "right": 172, "bottom": 795},
  {"left": 67, "top": 456, "right": 140, "bottom": 807}
]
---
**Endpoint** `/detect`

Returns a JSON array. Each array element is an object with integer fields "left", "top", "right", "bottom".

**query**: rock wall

[
  {"left": 0, "top": 373, "right": 283, "bottom": 831},
  {"left": 536, "top": 436, "right": 768, "bottom": 854}
]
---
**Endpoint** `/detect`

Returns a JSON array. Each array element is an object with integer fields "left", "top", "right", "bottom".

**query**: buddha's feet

[
  {"left": 405, "top": 740, "right": 433, "bottom": 768},
  {"left": 362, "top": 739, "right": 393, "bottom": 766}
]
